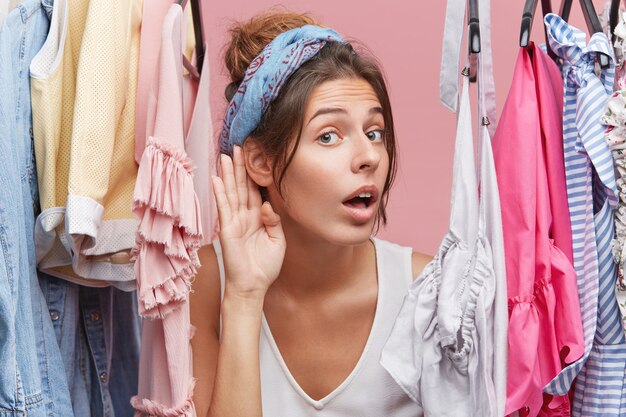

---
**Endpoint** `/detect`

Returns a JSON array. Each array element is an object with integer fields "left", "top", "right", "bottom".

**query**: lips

[{"left": 342, "top": 185, "right": 379, "bottom": 223}]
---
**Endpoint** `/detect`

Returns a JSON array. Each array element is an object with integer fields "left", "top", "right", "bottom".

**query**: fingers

[
  {"left": 233, "top": 146, "right": 249, "bottom": 209},
  {"left": 247, "top": 175, "right": 262, "bottom": 209},
  {"left": 260, "top": 201, "right": 284, "bottom": 242},
  {"left": 220, "top": 153, "right": 240, "bottom": 213},
  {"left": 212, "top": 175, "right": 232, "bottom": 227}
]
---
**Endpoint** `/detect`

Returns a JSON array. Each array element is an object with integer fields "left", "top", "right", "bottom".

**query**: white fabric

[
  {"left": 214, "top": 238, "right": 422, "bottom": 417},
  {"left": 439, "top": 0, "right": 497, "bottom": 137},
  {"left": 475, "top": 0, "right": 508, "bottom": 413},
  {"left": 381, "top": 0, "right": 507, "bottom": 413},
  {"left": 381, "top": 73, "right": 500, "bottom": 417},
  {"left": 475, "top": 0, "right": 497, "bottom": 137},
  {"left": 439, "top": 0, "right": 466, "bottom": 112}
]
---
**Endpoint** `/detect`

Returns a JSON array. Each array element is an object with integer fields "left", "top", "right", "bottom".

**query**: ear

[{"left": 243, "top": 139, "right": 273, "bottom": 187}]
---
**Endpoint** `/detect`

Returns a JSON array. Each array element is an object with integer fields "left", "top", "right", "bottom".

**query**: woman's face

[{"left": 269, "top": 77, "right": 390, "bottom": 246}]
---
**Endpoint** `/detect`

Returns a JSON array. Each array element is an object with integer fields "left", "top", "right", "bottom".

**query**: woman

[{"left": 191, "top": 11, "right": 431, "bottom": 417}]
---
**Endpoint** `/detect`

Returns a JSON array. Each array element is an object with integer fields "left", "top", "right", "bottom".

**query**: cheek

[
  {"left": 283, "top": 153, "right": 342, "bottom": 206},
  {"left": 380, "top": 146, "right": 390, "bottom": 166},
  {"left": 287, "top": 162, "right": 333, "bottom": 198},
  {"left": 371, "top": 146, "right": 390, "bottom": 183}
]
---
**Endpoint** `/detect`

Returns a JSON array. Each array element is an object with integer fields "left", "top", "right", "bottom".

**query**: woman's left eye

[{"left": 366, "top": 130, "right": 384, "bottom": 142}]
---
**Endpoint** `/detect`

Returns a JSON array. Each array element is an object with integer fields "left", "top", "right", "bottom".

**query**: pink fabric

[
  {"left": 132, "top": 4, "right": 200, "bottom": 416},
  {"left": 493, "top": 43, "right": 584, "bottom": 416},
  {"left": 132, "top": 311, "right": 196, "bottom": 417},
  {"left": 132, "top": 3, "right": 202, "bottom": 319},
  {"left": 135, "top": 0, "right": 216, "bottom": 244},
  {"left": 134, "top": 0, "right": 175, "bottom": 164},
  {"left": 182, "top": 68, "right": 198, "bottom": 140},
  {"left": 184, "top": 50, "right": 218, "bottom": 245}
]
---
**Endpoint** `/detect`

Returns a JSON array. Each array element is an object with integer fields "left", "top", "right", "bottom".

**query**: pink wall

[{"left": 201, "top": 1, "right": 603, "bottom": 255}]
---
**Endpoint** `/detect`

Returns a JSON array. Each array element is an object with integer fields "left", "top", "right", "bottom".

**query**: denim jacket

[
  {"left": 39, "top": 273, "right": 141, "bottom": 417},
  {"left": 0, "top": 0, "right": 73, "bottom": 415}
]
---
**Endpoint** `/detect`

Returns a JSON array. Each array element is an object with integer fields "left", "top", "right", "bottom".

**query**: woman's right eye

[{"left": 318, "top": 131, "right": 340, "bottom": 145}]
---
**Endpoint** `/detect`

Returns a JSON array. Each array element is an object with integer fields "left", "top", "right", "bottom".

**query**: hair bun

[
  {"left": 224, "top": 81, "right": 241, "bottom": 102},
  {"left": 224, "top": 11, "right": 318, "bottom": 97}
]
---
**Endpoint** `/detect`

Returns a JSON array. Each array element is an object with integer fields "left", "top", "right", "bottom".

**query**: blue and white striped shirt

[{"left": 543, "top": 13, "right": 626, "bottom": 416}]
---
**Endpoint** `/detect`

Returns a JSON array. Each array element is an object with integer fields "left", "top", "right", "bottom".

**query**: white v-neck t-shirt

[{"left": 213, "top": 238, "right": 423, "bottom": 416}]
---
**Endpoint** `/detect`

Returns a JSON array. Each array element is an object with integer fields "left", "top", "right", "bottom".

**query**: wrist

[
  {"left": 224, "top": 277, "right": 269, "bottom": 302},
  {"left": 222, "top": 287, "right": 266, "bottom": 316}
]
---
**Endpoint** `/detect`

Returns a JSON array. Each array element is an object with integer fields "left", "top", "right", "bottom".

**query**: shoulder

[
  {"left": 411, "top": 251, "right": 432, "bottom": 281},
  {"left": 372, "top": 238, "right": 432, "bottom": 281}
]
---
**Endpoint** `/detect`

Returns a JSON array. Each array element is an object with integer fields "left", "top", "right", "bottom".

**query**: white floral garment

[{"left": 602, "top": 11, "right": 626, "bottom": 334}]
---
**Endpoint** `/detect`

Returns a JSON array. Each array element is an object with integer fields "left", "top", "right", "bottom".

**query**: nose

[{"left": 351, "top": 133, "right": 381, "bottom": 173}]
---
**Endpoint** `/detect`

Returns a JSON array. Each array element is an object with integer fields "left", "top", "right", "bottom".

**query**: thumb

[{"left": 260, "top": 201, "right": 284, "bottom": 242}]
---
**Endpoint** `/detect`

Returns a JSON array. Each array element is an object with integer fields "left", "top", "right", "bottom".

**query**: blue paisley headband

[{"left": 219, "top": 25, "right": 345, "bottom": 154}]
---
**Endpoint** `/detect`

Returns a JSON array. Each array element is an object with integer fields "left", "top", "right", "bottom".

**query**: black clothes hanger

[
  {"left": 468, "top": 0, "right": 481, "bottom": 54},
  {"left": 467, "top": 0, "right": 480, "bottom": 83},
  {"left": 179, "top": 0, "right": 205, "bottom": 77},
  {"left": 559, "top": 0, "right": 573, "bottom": 21},
  {"left": 520, "top": 0, "right": 557, "bottom": 59},
  {"left": 560, "top": 0, "right": 611, "bottom": 68},
  {"left": 610, "top": 0, "right": 624, "bottom": 45},
  {"left": 191, "top": 0, "right": 205, "bottom": 73}
]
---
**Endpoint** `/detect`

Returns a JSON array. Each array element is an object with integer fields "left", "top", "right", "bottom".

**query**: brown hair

[{"left": 223, "top": 11, "right": 397, "bottom": 227}]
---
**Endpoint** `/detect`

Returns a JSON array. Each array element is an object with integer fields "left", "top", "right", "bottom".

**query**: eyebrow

[{"left": 306, "top": 106, "right": 384, "bottom": 126}]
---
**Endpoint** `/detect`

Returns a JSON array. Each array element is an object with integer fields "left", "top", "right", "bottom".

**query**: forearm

[{"left": 208, "top": 291, "right": 265, "bottom": 417}]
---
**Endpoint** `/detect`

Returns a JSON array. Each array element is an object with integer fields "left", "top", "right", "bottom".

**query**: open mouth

[
  {"left": 342, "top": 188, "right": 378, "bottom": 223},
  {"left": 342, "top": 192, "right": 374, "bottom": 209}
]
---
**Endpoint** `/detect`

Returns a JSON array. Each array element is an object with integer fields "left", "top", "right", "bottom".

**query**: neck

[{"left": 272, "top": 229, "right": 374, "bottom": 299}]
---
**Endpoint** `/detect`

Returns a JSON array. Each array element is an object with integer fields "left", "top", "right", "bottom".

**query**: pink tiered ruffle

[{"left": 132, "top": 136, "right": 202, "bottom": 319}]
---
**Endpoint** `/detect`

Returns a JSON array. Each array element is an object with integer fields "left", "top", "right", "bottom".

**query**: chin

[
  {"left": 321, "top": 222, "right": 376, "bottom": 246},
  {"left": 281, "top": 205, "right": 379, "bottom": 247}
]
